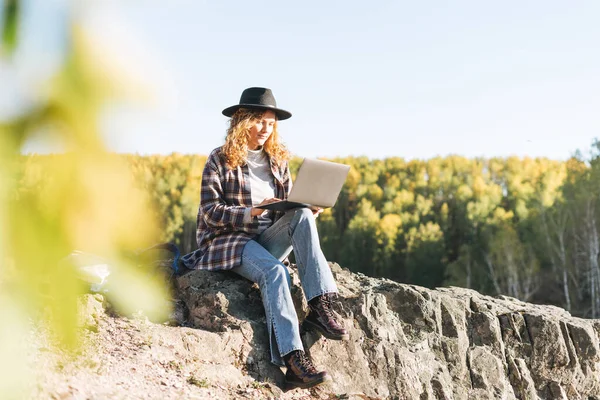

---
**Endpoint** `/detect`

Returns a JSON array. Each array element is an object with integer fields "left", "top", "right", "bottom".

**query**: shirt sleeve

[
  {"left": 200, "top": 158, "right": 251, "bottom": 230},
  {"left": 243, "top": 207, "right": 253, "bottom": 224}
]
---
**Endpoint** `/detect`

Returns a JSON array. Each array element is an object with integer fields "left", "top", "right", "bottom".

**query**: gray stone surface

[
  {"left": 175, "top": 263, "right": 600, "bottom": 399},
  {"left": 33, "top": 262, "right": 600, "bottom": 399}
]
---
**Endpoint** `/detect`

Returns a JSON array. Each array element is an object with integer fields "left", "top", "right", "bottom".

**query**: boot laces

[
  {"left": 297, "top": 351, "right": 317, "bottom": 374},
  {"left": 320, "top": 295, "right": 335, "bottom": 319}
]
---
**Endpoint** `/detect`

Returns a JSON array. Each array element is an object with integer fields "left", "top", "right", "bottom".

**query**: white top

[{"left": 243, "top": 147, "right": 276, "bottom": 233}]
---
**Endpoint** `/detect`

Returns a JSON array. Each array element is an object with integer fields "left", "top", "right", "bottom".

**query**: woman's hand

[
  {"left": 250, "top": 198, "right": 281, "bottom": 217},
  {"left": 311, "top": 207, "right": 323, "bottom": 218}
]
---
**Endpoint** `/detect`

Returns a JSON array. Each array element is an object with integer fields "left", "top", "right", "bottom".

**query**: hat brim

[{"left": 222, "top": 104, "right": 292, "bottom": 121}]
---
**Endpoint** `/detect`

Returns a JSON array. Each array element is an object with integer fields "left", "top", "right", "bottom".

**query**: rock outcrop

[{"left": 176, "top": 263, "right": 600, "bottom": 400}]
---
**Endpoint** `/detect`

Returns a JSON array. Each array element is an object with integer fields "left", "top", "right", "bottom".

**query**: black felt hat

[{"left": 222, "top": 87, "right": 292, "bottom": 120}]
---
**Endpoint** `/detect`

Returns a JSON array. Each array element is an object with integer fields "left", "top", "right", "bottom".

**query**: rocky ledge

[
  {"left": 177, "top": 263, "right": 600, "bottom": 400},
  {"left": 33, "top": 263, "right": 600, "bottom": 399}
]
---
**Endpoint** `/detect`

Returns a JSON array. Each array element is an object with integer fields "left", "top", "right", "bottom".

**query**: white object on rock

[{"left": 61, "top": 250, "right": 111, "bottom": 292}]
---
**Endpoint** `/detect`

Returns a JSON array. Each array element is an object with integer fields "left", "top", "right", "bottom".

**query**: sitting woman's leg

[
  {"left": 232, "top": 240, "right": 329, "bottom": 388},
  {"left": 258, "top": 208, "right": 348, "bottom": 340}
]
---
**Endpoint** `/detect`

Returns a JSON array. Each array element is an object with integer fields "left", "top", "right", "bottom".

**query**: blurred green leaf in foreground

[
  {"left": 1, "top": 0, "right": 19, "bottom": 55},
  {"left": 1, "top": 1, "right": 170, "bottom": 397}
]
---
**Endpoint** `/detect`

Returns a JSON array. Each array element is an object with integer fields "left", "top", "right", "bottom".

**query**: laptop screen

[{"left": 287, "top": 159, "right": 351, "bottom": 208}]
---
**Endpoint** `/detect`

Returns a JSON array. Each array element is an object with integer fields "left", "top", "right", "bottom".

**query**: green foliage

[
  {"left": 128, "top": 153, "right": 205, "bottom": 253},
  {"left": 1, "top": 7, "right": 170, "bottom": 398},
  {"left": 13, "top": 141, "right": 600, "bottom": 319},
  {"left": 339, "top": 199, "right": 380, "bottom": 276},
  {"left": 1, "top": 0, "right": 19, "bottom": 55},
  {"left": 404, "top": 222, "right": 445, "bottom": 288},
  {"left": 314, "top": 149, "right": 600, "bottom": 318},
  {"left": 100, "top": 144, "right": 600, "bottom": 317}
]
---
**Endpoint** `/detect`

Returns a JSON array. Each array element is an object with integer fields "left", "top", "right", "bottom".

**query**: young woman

[{"left": 182, "top": 87, "right": 347, "bottom": 389}]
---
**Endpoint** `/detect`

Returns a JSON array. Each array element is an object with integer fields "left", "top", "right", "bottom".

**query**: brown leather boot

[
  {"left": 284, "top": 350, "right": 330, "bottom": 389},
  {"left": 304, "top": 294, "right": 349, "bottom": 340}
]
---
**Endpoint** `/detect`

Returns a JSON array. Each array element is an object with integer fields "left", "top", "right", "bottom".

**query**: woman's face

[{"left": 247, "top": 110, "right": 276, "bottom": 150}]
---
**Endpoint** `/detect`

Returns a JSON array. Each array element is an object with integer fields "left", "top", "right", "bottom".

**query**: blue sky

[{"left": 6, "top": 0, "right": 600, "bottom": 160}]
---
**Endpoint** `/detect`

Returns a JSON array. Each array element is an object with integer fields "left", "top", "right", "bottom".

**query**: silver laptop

[{"left": 257, "top": 158, "right": 351, "bottom": 212}]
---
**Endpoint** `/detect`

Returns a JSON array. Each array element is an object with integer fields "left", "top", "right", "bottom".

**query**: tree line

[{"left": 17, "top": 140, "right": 600, "bottom": 318}]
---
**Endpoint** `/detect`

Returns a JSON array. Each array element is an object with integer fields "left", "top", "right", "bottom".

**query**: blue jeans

[{"left": 232, "top": 208, "right": 338, "bottom": 366}]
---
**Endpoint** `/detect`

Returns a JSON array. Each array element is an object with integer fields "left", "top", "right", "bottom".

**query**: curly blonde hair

[{"left": 222, "top": 108, "right": 290, "bottom": 169}]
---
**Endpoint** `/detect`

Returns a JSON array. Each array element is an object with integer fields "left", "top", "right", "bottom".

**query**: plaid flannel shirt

[{"left": 181, "top": 147, "right": 291, "bottom": 271}]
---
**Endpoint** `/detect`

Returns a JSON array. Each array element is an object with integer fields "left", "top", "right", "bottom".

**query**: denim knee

[
  {"left": 261, "top": 262, "right": 292, "bottom": 289},
  {"left": 295, "top": 208, "right": 313, "bottom": 221},
  {"left": 290, "top": 208, "right": 314, "bottom": 235}
]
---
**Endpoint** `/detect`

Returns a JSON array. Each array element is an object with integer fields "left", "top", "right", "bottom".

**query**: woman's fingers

[
  {"left": 259, "top": 197, "right": 281, "bottom": 206},
  {"left": 250, "top": 198, "right": 282, "bottom": 217}
]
